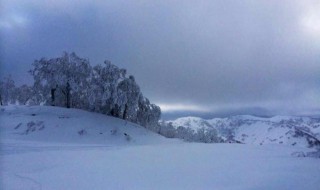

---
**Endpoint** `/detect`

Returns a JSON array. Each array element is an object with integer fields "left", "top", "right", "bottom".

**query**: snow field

[{"left": 1, "top": 106, "right": 320, "bottom": 190}]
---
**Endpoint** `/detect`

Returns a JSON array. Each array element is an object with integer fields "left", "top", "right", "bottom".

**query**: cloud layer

[{"left": 1, "top": 0, "right": 320, "bottom": 115}]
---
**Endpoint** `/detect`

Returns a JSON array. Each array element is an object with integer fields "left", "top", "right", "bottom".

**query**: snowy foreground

[{"left": 1, "top": 106, "right": 320, "bottom": 190}]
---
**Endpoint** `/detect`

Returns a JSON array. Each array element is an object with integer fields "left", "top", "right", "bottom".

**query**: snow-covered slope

[
  {"left": 0, "top": 106, "right": 168, "bottom": 145},
  {"left": 168, "top": 115, "right": 320, "bottom": 148},
  {"left": 1, "top": 106, "right": 320, "bottom": 190}
]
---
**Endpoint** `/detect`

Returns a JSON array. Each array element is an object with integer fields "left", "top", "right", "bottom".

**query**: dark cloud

[{"left": 1, "top": 0, "right": 320, "bottom": 117}]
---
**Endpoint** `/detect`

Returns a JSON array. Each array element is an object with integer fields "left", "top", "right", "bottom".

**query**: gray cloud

[{"left": 1, "top": 0, "right": 320, "bottom": 116}]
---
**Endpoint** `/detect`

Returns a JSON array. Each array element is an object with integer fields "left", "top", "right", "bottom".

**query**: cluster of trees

[
  {"left": 0, "top": 76, "right": 37, "bottom": 106},
  {"left": 158, "top": 121, "right": 221, "bottom": 143},
  {"left": 0, "top": 52, "right": 161, "bottom": 130}
]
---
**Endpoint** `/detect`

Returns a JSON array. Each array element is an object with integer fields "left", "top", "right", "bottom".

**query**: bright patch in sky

[
  {"left": 158, "top": 103, "right": 209, "bottom": 112},
  {"left": 0, "top": 14, "right": 28, "bottom": 29},
  {"left": 300, "top": 4, "right": 320, "bottom": 39}
]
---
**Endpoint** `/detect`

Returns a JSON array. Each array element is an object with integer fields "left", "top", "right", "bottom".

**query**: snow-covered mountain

[{"left": 168, "top": 115, "right": 320, "bottom": 149}]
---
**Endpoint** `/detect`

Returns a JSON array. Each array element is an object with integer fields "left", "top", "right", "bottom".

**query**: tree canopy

[{"left": 1, "top": 52, "right": 161, "bottom": 130}]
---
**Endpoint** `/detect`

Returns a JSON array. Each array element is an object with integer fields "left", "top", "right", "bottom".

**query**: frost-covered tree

[
  {"left": 194, "top": 127, "right": 219, "bottom": 143},
  {"left": 159, "top": 122, "right": 219, "bottom": 143},
  {"left": 16, "top": 84, "right": 34, "bottom": 105},
  {"left": 29, "top": 52, "right": 92, "bottom": 108},
  {"left": 116, "top": 76, "right": 141, "bottom": 121},
  {"left": 196, "top": 127, "right": 207, "bottom": 142},
  {"left": 176, "top": 126, "right": 195, "bottom": 141},
  {"left": 89, "top": 60, "right": 126, "bottom": 113},
  {"left": 205, "top": 128, "right": 219, "bottom": 143},
  {"left": 1, "top": 52, "right": 162, "bottom": 133},
  {"left": 159, "top": 121, "right": 176, "bottom": 138},
  {"left": 0, "top": 75, "right": 16, "bottom": 105},
  {"left": 136, "top": 95, "right": 161, "bottom": 131}
]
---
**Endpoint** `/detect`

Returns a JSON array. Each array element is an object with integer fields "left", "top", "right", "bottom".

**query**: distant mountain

[{"left": 167, "top": 115, "right": 320, "bottom": 149}]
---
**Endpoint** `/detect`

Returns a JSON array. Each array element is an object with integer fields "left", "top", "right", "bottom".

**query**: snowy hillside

[
  {"left": 168, "top": 115, "right": 320, "bottom": 148},
  {"left": 1, "top": 106, "right": 320, "bottom": 190},
  {"left": 0, "top": 106, "right": 168, "bottom": 145}
]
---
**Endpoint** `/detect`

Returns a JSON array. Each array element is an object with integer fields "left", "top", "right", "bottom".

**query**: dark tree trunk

[
  {"left": 51, "top": 88, "right": 56, "bottom": 106},
  {"left": 0, "top": 94, "right": 3, "bottom": 106},
  {"left": 110, "top": 108, "right": 115, "bottom": 116},
  {"left": 66, "top": 82, "right": 71, "bottom": 108},
  {"left": 123, "top": 104, "right": 128, "bottom": 120},
  {"left": 111, "top": 104, "right": 120, "bottom": 117}
]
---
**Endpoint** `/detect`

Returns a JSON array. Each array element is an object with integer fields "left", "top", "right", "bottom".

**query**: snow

[
  {"left": 169, "top": 116, "right": 210, "bottom": 131},
  {"left": 1, "top": 106, "right": 320, "bottom": 190},
  {"left": 169, "top": 115, "right": 320, "bottom": 148},
  {"left": 0, "top": 106, "right": 168, "bottom": 145}
]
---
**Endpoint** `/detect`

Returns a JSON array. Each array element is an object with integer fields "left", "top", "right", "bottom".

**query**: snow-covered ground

[{"left": 1, "top": 106, "right": 320, "bottom": 190}]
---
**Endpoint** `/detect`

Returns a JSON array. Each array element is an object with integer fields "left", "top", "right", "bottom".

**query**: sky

[{"left": 1, "top": 0, "right": 320, "bottom": 118}]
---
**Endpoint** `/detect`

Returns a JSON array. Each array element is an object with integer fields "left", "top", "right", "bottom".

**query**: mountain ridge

[{"left": 167, "top": 115, "right": 320, "bottom": 149}]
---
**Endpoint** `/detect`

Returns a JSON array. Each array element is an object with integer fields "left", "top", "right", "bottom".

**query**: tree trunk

[
  {"left": 111, "top": 105, "right": 120, "bottom": 117},
  {"left": 110, "top": 108, "right": 115, "bottom": 116},
  {"left": 123, "top": 104, "right": 128, "bottom": 120},
  {"left": 51, "top": 88, "right": 56, "bottom": 106},
  {"left": 66, "top": 82, "right": 71, "bottom": 108}
]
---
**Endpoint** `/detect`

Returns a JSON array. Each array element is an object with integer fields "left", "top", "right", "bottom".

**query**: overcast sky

[{"left": 1, "top": 0, "right": 320, "bottom": 117}]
